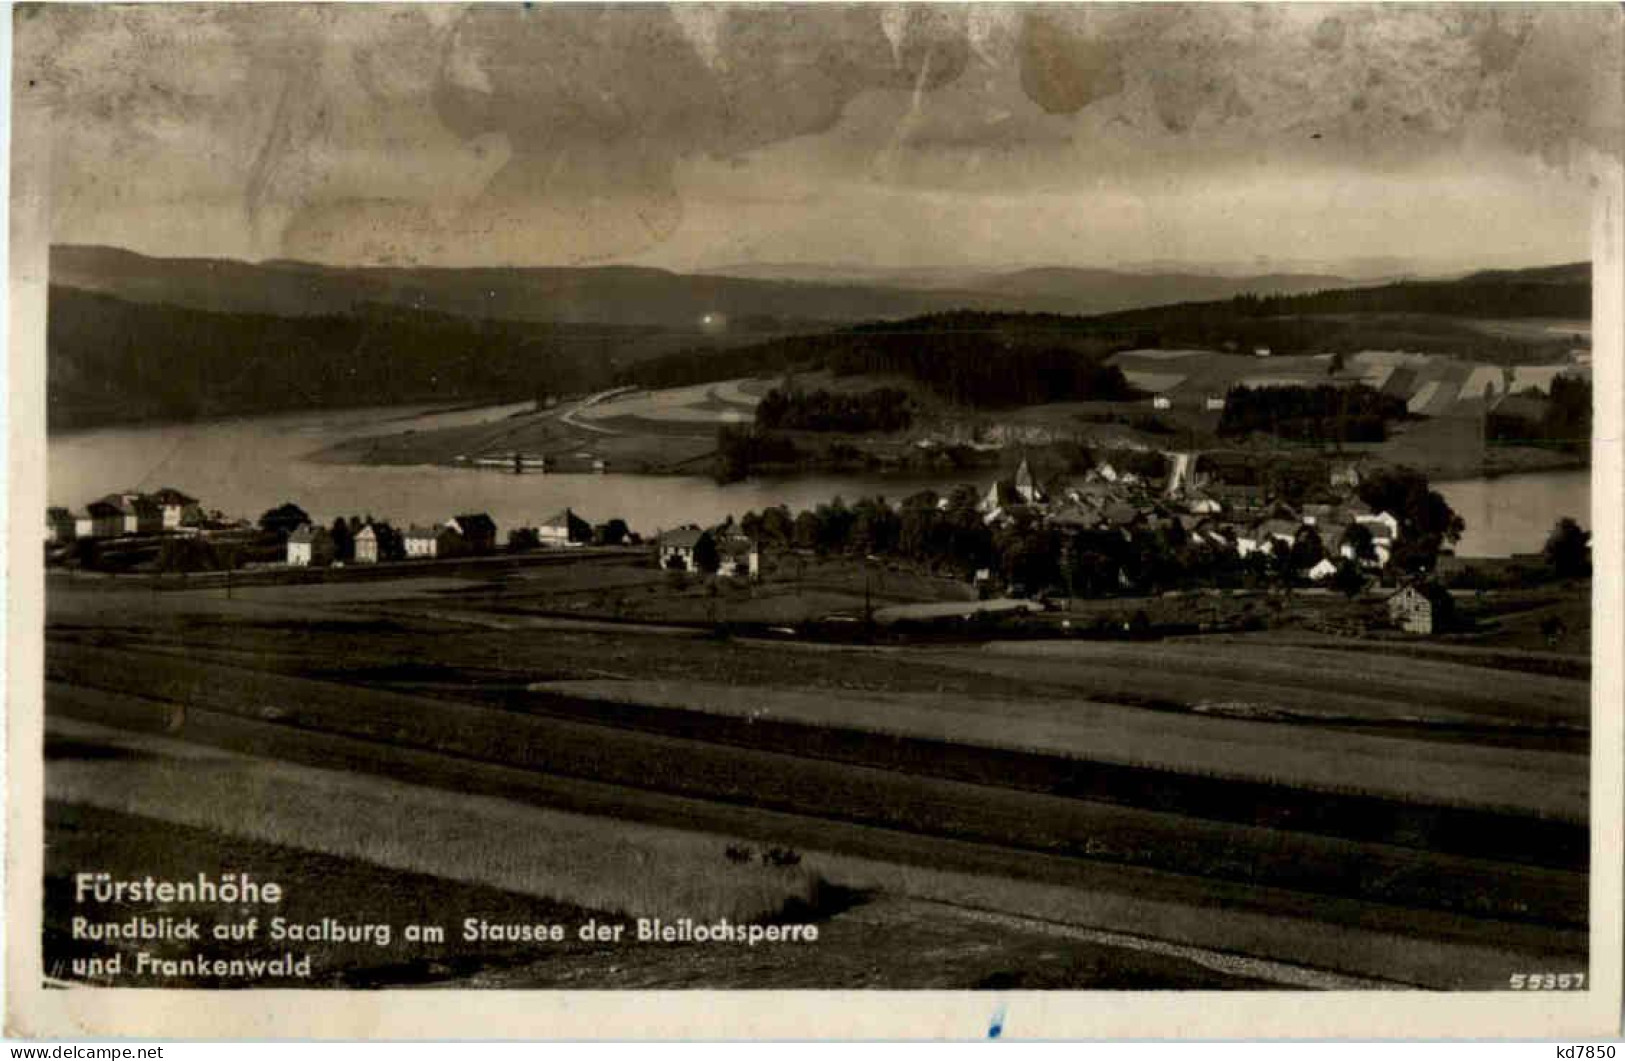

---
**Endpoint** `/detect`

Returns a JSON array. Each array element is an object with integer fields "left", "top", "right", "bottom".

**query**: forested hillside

[
  {"left": 626, "top": 263, "right": 1588, "bottom": 393},
  {"left": 47, "top": 287, "right": 640, "bottom": 430}
]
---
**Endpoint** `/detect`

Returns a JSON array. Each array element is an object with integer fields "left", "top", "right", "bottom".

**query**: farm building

[
  {"left": 448, "top": 513, "right": 498, "bottom": 554},
  {"left": 1205, "top": 395, "right": 1227, "bottom": 411},
  {"left": 1307, "top": 557, "right": 1339, "bottom": 581},
  {"left": 717, "top": 535, "right": 761, "bottom": 580},
  {"left": 101, "top": 492, "right": 163, "bottom": 535},
  {"left": 46, "top": 507, "right": 76, "bottom": 544},
  {"left": 405, "top": 524, "right": 465, "bottom": 559},
  {"left": 75, "top": 500, "right": 125, "bottom": 539},
  {"left": 658, "top": 526, "right": 707, "bottom": 571},
  {"left": 1386, "top": 583, "right": 1456, "bottom": 634},
  {"left": 150, "top": 487, "right": 203, "bottom": 530},
  {"left": 287, "top": 524, "right": 335, "bottom": 567},
  {"left": 538, "top": 508, "right": 592, "bottom": 547},
  {"left": 354, "top": 524, "right": 381, "bottom": 564}
]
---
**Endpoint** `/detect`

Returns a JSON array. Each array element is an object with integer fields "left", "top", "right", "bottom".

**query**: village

[{"left": 45, "top": 440, "right": 1559, "bottom": 639}]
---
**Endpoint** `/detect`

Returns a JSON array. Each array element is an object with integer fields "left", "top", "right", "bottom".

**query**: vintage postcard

[{"left": 6, "top": 1, "right": 1622, "bottom": 1040}]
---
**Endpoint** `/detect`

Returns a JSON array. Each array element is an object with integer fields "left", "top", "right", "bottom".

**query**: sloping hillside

[
  {"left": 46, "top": 287, "right": 646, "bottom": 430},
  {"left": 625, "top": 262, "right": 1589, "bottom": 391},
  {"left": 53, "top": 245, "right": 1364, "bottom": 328}
]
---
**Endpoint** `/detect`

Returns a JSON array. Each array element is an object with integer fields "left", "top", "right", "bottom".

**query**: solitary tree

[
  {"left": 258, "top": 502, "right": 311, "bottom": 540},
  {"left": 329, "top": 517, "right": 354, "bottom": 562},
  {"left": 693, "top": 532, "right": 721, "bottom": 575},
  {"left": 1544, "top": 517, "right": 1591, "bottom": 579}
]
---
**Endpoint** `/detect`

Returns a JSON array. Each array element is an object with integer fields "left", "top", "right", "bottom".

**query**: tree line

[
  {"left": 1218, "top": 383, "right": 1408, "bottom": 444},
  {"left": 755, "top": 386, "right": 915, "bottom": 433},
  {"left": 1486, "top": 375, "right": 1592, "bottom": 452},
  {"left": 623, "top": 320, "right": 1135, "bottom": 410}
]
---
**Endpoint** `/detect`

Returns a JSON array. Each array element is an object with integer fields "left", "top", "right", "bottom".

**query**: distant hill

[
  {"left": 48, "top": 247, "right": 1586, "bottom": 431},
  {"left": 971, "top": 266, "right": 1359, "bottom": 310},
  {"left": 1459, "top": 262, "right": 1589, "bottom": 285},
  {"left": 51, "top": 245, "right": 977, "bottom": 328},
  {"left": 625, "top": 261, "right": 1591, "bottom": 391},
  {"left": 1088, "top": 262, "right": 1590, "bottom": 338},
  {"left": 53, "top": 244, "right": 1363, "bottom": 327},
  {"left": 699, "top": 259, "right": 1361, "bottom": 310}
]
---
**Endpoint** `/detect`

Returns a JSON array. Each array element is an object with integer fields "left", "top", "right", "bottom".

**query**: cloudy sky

[{"left": 17, "top": 3, "right": 1622, "bottom": 275}]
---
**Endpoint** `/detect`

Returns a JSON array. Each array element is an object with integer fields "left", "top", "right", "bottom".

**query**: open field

[
  {"left": 44, "top": 676, "right": 1586, "bottom": 988},
  {"left": 574, "top": 382, "right": 760, "bottom": 426},
  {"left": 524, "top": 673, "right": 1583, "bottom": 818},
  {"left": 47, "top": 629, "right": 1586, "bottom": 892},
  {"left": 43, "top": 566, "right": 1590, "bottom": 988},
  {"left": 44, "top": 797, "right": 1306, "bottom": 991},
  {"left": 47, "top": 715, "right": 823, "bottom": 924}
]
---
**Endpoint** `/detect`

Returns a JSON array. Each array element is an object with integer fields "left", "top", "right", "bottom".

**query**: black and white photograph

[{"left": 7, "top": 0, "right": 1622, "bottom": 1039}]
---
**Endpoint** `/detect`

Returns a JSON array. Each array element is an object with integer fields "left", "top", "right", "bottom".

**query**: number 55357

[{"left": 1510, "top": 972, "right": 1585, "bottom": 990}]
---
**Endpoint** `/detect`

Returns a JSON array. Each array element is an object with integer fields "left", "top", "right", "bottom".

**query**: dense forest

[
  {"left": 1218, "top": 384, "right": 1409, "bottom": 444},
  {"left": 47, "top": 287, "right": 649, "bottom": 429},
  {"left": 755, "top": 386, "right": 915, "bottom": 433},
  {"left": 624, "top": 323, "right": 1135, "bottom": 409}
]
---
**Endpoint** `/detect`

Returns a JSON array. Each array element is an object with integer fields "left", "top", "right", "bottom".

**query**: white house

[
  {"left": 658, "top": 526, "right": 706, "bottom": 571},
  {"left": 150, "top": 487, "right": 203, "bottom": 530},
  {"left": 404, "top": 524, "right": 464, "bottom": 559},
  {"left": 354, "top": 524, "right": 381, "bottom": 564},
  {"left": 1307, "top": 557, "right": 1339, "bottom": 581},
  {"left": 1152, "top": 395, "right": 1172, "bottom": 410},
  {"left": 538, "top": 508, "right": 592, "bottom": 547},
  {"left": 287, "top": 524, "right": 334, "bottom": 567}
]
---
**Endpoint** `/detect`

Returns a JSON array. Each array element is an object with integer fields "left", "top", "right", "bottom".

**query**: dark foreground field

[
  {"left": 42, "top": 571, "right": 1590, "bottom": 989},
  {"left": 45, "top": 800, "right": 1289, "bottom": 990}
]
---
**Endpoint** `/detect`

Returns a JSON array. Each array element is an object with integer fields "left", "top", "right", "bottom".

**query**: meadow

[{"left": 46, "top": 716, "right": 825, "bottom": 925}]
